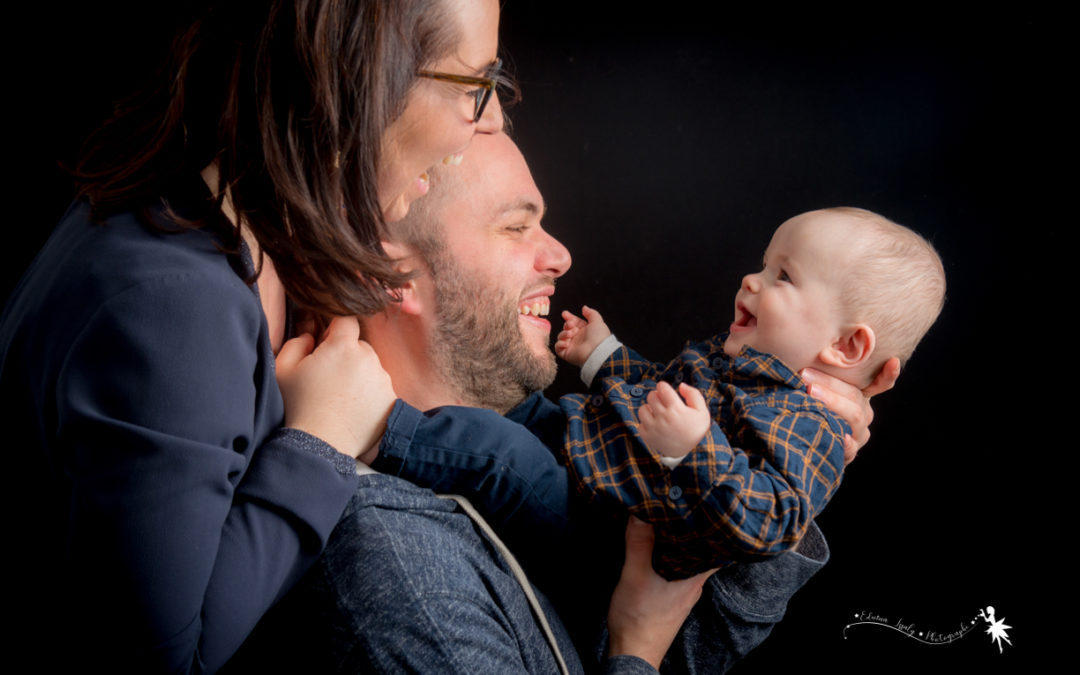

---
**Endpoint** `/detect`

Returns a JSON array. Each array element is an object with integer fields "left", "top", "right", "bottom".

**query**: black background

[
  {"left": 6, "top": 2, "right": 1051, "bottom": 672},
  {"left": 502, "top": 6, "right": 1046, "bottom": 673}
]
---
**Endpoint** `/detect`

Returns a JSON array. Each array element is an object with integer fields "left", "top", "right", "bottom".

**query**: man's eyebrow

[{"left": 495, "top": 198, "right": 544, "bottom": 219}]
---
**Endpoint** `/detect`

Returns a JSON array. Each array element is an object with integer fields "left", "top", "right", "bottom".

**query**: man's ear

[
  {"left": 818, "top": 324, "right": 876, "bottom": 370},
  {"left": 381, "top": 240, "right": 423, "bottom": 316}
]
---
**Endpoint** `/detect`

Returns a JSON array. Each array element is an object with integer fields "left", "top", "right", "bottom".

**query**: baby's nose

[{"left": 742, "top": 273, "right": 762, "bottom": 292}]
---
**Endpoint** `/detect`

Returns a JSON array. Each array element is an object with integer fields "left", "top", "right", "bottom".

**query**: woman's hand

[
  {"left": 275, "top": 316, "right": 396, "bottom": 458},
  {"left": 607, "top": 518, "right": 714, "bottom": 669},
  {"left": 800, "top": 357, "right": 901, "bottom": 464}
]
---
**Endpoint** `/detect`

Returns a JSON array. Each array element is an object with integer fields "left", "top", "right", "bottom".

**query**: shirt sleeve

[
  {"left": 594, "top": 343, "right": 668, "bottom": 384},
  {"left": 373, "top": 400, "right": 571, "bottom": 554},
  {"left": 56, "top": 272, "right": 359, "bottom": 673},
  {"left": 580, "top": 334, "right": 624, "bottom": 386},
  {"left": 662, "top": 520, "right": 831, "bottom": 673}
]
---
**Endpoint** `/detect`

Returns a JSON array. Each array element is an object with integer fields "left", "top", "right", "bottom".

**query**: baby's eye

[{"left": 778, "top": 269, "right": 791, "bottom": 283}]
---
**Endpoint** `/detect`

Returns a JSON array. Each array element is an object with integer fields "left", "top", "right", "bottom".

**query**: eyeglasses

[{"left": 417, "top": 58, "right": 502, "bottom": 123}]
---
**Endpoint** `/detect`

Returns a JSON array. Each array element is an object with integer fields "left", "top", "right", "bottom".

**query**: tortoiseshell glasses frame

[{"left": 417, "top": 58, "right": 503, "bottom": 123}]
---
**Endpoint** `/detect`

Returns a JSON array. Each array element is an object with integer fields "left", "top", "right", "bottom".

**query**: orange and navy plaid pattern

[{"left": 559, "top": 334, "right": 848, "bottom": 580}]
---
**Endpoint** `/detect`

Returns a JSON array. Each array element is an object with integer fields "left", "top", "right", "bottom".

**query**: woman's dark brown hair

[{"left": 73, "top": 0, "right": 459, "bottom": 317}]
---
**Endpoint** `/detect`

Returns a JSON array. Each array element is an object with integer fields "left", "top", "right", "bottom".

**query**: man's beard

[{"left": 427, "top": 251, "right": 557, "bottom": 413}]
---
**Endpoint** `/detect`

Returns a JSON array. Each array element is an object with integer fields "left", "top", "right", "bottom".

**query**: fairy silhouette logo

[{"left": 977, "top": 606, "right": 1012, "bottom": 653}]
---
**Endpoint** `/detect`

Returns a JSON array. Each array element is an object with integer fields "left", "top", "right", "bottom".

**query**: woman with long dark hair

[{"left": 1, "top": 1, "right": 504, "bottom": 670}]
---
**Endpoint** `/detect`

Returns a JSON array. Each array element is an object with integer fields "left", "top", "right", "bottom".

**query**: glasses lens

[
  {"left": 473, "top": 89, "right": 491, "bottom": 122},
  {"left": 472, "top": 59, "right": 502, "bottom": 122}
]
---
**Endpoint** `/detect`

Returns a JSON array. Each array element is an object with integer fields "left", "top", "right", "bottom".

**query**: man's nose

[{"left": 536, "top": 229, "right": 571, "bottom": 279}]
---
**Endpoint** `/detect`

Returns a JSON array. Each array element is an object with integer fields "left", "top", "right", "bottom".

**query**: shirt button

[
  {"left": 590, "top": 395, "right": 604, "bottom": 408},
  {"left": 668, "top": 485, "right": 683, "bottom": 500},
  {"left": 629, "top": 386, "right": 644, "bottom": 397},
  {"left": 711, "top": 357, "right": 724, "bottom": 369},
  {"left": 673, "top": 372, "right": 684, "bottom": 384}
]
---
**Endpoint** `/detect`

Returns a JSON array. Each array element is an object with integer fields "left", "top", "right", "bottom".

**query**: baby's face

[{"left": 723, "top": 211, "right": 852, "bottom": 371}]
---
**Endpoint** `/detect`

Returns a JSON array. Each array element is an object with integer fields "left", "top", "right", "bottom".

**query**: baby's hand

[
  {"left": 275, "top": 316, "right": 397, "bottom": 459},
  {"left": 555, "top": 305, "right": 612, "bottom": 367},
  {"left": 637, "top": 382, "right": 711, "bottom": 459}
]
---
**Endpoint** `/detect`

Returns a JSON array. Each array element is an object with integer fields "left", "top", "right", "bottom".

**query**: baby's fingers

[
  {"left": 554, "top": 340, "right": 570, "bottom": 358},
  {"left": 561, "top": 309, "right": 583, "bottom": 329},
  {"left": 580, "top": 305, "right": 603, "bottom": 323},
  {"left": 654, "top": 381, "right": 683, "bottom": 408},
  {"left": 677, "top": 383, "right": 707, "bottom": 412},
  {"left": 644, "top": 389, "right": 666, "bottom": 412},
  {"left": 638, "top": 403, "right": 655, "bottom": 427}
]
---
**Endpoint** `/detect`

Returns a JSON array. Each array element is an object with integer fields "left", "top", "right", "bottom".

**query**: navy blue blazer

[{"left": 0, "top": 186, "right": 359, "bottom": 673}]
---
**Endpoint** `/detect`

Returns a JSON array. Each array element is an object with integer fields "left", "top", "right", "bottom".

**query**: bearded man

[{"left": 234, "top": 132, "right": 842, "bottom": 674}]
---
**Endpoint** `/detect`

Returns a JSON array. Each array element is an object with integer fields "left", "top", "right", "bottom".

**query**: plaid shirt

[{"left": 559, "top": 333, "right": 848, "bottom": 579}]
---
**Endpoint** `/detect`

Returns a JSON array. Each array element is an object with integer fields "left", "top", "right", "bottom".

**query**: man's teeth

[{"left": 518, "top": 300, "right": 550, "bottom": 317}]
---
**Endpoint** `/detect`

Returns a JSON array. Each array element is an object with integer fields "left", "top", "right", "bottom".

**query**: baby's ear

[
  {"left": 818, "top": 324, "right": 876, "bottom": 370},
  {"left": 380, "top": 240, "right": 423, "bottom": 316}
]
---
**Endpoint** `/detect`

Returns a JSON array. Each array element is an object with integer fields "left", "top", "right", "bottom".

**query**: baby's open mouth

[{"left": 734, "top": 303, "right": 756, "bottom": 328}]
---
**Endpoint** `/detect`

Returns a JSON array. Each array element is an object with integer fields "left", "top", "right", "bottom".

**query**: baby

[
  {"left": 374, "top": 206, "right": 945, "bottom": 580},
  {"left": 550, "top": 207, "right": 945, "bottom": 577}
]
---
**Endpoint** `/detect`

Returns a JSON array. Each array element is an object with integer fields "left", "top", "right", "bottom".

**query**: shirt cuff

[
  {"left": 369, "top": 398, "right": 424, "bottom": 476},
  {"left": 273, "top": 427, "right": 357, "bottom": 477},
  {"left": 603, "top": 654, "right": 659, "bottom": 674},
  {"left": 580, "top": 334, "right": 623, "bottom": 386},
  {"left": 355, "top": 461, "right": 379, "bottom": 476}
]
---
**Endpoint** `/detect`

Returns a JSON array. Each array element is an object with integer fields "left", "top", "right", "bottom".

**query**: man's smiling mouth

[{"left": 517, "top": 298, "right": 550, "bottom": 317}]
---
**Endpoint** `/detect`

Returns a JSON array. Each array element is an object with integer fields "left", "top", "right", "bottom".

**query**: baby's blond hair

[{"left": 826, "top": 207, "right": 945, "bottom": 369}]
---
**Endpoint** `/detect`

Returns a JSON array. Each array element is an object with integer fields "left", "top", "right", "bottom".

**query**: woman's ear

[
  {"left": 380, "top": 240, "right": 423, "bottom": 316},
  {"left": 818, "top": 324, "right": 876, "bottom": 370}
]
